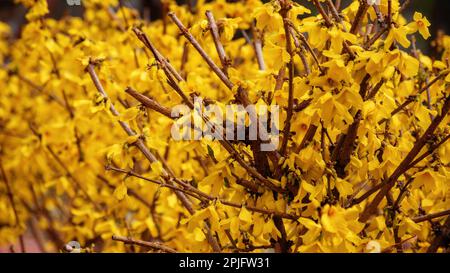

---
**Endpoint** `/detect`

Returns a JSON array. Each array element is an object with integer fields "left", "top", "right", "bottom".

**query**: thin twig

[
  {"left": 105, "top": 165, "right": 206, "bottom": 201},
  {"left": 364, "top": 27, "right": 388, "bottom": 49},
  {"left": 325, "top": 0, "right": 347, "bottom": 32},
  {"left": 280, "top": 6, "right": 295, "bottom": 156},
  {"left": 387, "top": 0, "right": 392, "bottom": 26},
  {"left": 350, "top": 0, "right": 369, "bottom": 34},
  {"left": 295, "top": 125, "right": 318, "bottom": 153},
  {"left": 373, "top": 5, "right": 384, "bottom": 27},
  {"left": 125, "top": 87, "right": 174, "bottom": 118},
  {"left": 168, "top": 12, "right": 233, "bottom": 89},
  {"left": 251, "top": 24, "right": 266, "bottom": 70},
  {"left": 107, "top": 165, "right": 299, "bottom": 220},
  {"left": 286, "top": 22, "right": 324, "bottom": 73},
  {"left": 334, "top": 111, "right": 362, "bottom": 178},
  {"left": 312, "top": 0, "right": 333, "bottom": 27},
  {"left": 413, "top": 209, "right": 450, "bottom": 223},
  {"left": 87, "top": 62, "right": 162, "bottom": 166},
  {"left": 412, "top": 36, "right": 433, "bottom": 120},
  {"left": 407, "top": 134, "right": 450, "bottom": 169},
  {"left": 112, "top": 235, "right": 177, "bottom": 253},
  {"left": 205, "top": 10, "right": 230, "bottom": 75}
]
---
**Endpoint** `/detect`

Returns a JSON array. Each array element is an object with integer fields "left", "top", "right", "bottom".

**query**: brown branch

[
  {"left": 295, "top": 125, "right": 318, "bottom": 153},
  {"left": 350, "top": 181, "right": 384, "bottom": 206},
  {"left": 162, "top": 17, "right": 276, "bottom": 176},
  {"left": 381, "top": 235, "right": 417, "bottom": 253},
  {"left": 391, "top": 176, "right": 414, "bottom": 212},
  {"left": 350, "top": 0, "right": 369, "bottom": 34},
  {"left": 364, "top": 23, "right": 374, "bottom": 44},
  {"left": 125, "top": 87, "right": 174, "bottom": 118},
  {"left": 252, "top": 25, "right": 266, "bottom": 71},
  {"left": 97, "top": 174, "right": 152, "bottom": 209},
  {"left": 180, "top": 42, "right": 189, "bottom": 79},
  {"left": 325, "top": 0, "right": 347, "bottom": 31},
  {"left": 366, "top": 79, "right": 385, "bottom": 100},
  {"left": 105, "top": 165, "right": 206, "bottom": 201},
  {"left": 413, "top": 209, "right": 450, "bottom": 223},
  {"left": 318, "top": 0, "right": 356, "bottom": 58},
  {"left": 168, "top": 12, "right": 233, "bottom": 89},
  {"left": 287, "top": 25, "right": 310, "bottom": 76},
  {"left": 286, "top": 22, "right": 324, "bottom": 73},
  {"left": 243, "top": 22, "right": 272, "bottom": 179},
  {"left": 133, "top": 29, "right": 184, "bottom": 83},
  {"left": 273, "top": 215, "right": 290, "bottom": 253},
  {"left": 205, "top": 10, "right": 230, "bottom": 75},
  {"left": 407, "top": 134, "right": 450, "bottom": 169},
  {"left": 356, "top": 132, "right": 450, "bottom": 206},
  {"left": 274, "top": 66, "right": 286, "bottom": 93},
  {"left": 334, "top": 0, "right": 341, "bottom": 10},
  {"left": 293, "top": 98, "right": 313, "bottom": 112},
  {"left": 74, "top": 127, "right": 84, "bottom": 162},
  {"left": 112, "top": 235, "right": 177, "bottom": 253},
  {"left": 312, "top": 0, "right": 333, "bottom": 27},
  {"left": 265, "top": 6, "right": 293, "bottom": 248},
  {"left": 364, "top": 26, "right": 388, "bottom": 49},
  {"left": 87, "top": 62, "right": 163, "bottom": 167},
  {"left": 236, "top": 178, "right": 260, "bottom": 193},
  {"left": 412, "top": 36, "right": 433, "bottom": 119},
  {"left": 334, "top": 110, "right": 362, "bottom": 178},
  {"left": 280, "top": 8, "right": 295, "bottom": 156},
  {"left": 107, "top": 165, "right": 298, "bottom": 220},
  {"left": 373, "top": 5, "right": 384, "bottom": 26},
  {"left": 344, "top": 179, "right": 370, "bottom": 207},
  {"left": 224, "top": 244, "right": 274, "bottom": 252},
  {"left": 387, "top": 0, "right": 392, "bottom": 26}
]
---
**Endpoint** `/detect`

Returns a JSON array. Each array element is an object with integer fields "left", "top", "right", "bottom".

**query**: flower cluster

[{"left": 0, "top": 0, "right": 449, "bottom": 253}]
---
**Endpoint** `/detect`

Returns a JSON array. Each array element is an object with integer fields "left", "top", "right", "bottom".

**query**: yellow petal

[
  {"left": 114, "top": 183, "right": 127, "bottom": 201},
  {"left": 238, "top": 207, "right": 252, "bottom": 223}
]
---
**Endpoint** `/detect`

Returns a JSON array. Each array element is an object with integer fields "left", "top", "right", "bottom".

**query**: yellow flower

[
  {"left": 320, "top": 205, "right": 343, "bottom": 233},
  {"left": 252, "top": 1, "right": 283, "bottom": 32},
  {"left": 408, "top": 12, "right": 431, "bottom": 40},
  {"left": 218, "top": 18, "right": 242, "bottom": 42},
  {"left": 264, "top": 41, "right": 291, "bottom": 71},
  {"left": 385, "top": 24, "right": 411, "bottom": 49},
  {"left": 113, "top": 182, "right": 128, "bottom": 201},
  {"left": 23, "top": 0, "right": 49, "bottom": 21}
]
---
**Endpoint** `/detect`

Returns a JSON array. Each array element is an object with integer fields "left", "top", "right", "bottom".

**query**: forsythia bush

[{"left": 0, "top": 0, "right": 449, "bottom": 253}]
